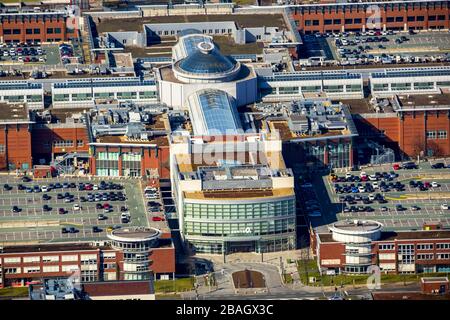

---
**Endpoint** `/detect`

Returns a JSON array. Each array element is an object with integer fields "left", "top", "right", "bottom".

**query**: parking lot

[
  {"left": 315, "top": 165, "right": 450, "bottom": 231},
  {"left": 303, "top": 31, "right": 450, "bottom": 65},
  {"left": 0, "top": 175, "right": 156, "bottom": 245}
]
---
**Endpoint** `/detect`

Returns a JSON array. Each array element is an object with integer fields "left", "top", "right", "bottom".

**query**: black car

[
  {"left": 57, "top": 193, "right": 64, "bottom": 199},
  {"left": 92, "top": 226, "right": 102, "bottom": 233},
  {"left": 61, "top": 228, "right": 69, "bottom": 234},
  {"left": 396, "top": 204, "right": 406, "bottom": 211},
  {"left": 43, "top": 205, "right": 51, "bottom": 212},
  {"left": 80, "top": 196, "right": 87, "bottom": 202},
  {"left": 22, "top": 176, "right": 32, "bottom": 182},
  {"left": 96, "top": 203, "right": 103, "bottom": 210},
  {"left": 69, "top": 227, "right": 78, "bottom": 234},
  {"left": 403, "top": 162, "right": 418, "bottom": 169},
  {"left": 58, "top": 208, "right": 66, "bottom": 215},
  {"left": 12, "top": 206, "right": 20, "bottom": 213},
  {"left": 42, "top": 194, "right": 51, "bottom": 201},
  {"left": 17, "top": 184, "right": 25, "bottom": 190},
  {"left": 3, "top": 184, "right": 12, "bottom": 191},
  {"left": 120, "top": 206, "right": 128, "bottom": 212},
  {"left": 432, "top": 162, "right": 445, "bottom": 169}
]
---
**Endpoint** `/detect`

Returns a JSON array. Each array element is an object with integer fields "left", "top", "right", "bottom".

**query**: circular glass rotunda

[{"left": 173, "top": 41, "right": 241, "bottom": 83}]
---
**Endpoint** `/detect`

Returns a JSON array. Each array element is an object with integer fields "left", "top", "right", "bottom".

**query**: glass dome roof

[{"left": 178, "top": 42, "right": 236, "bottom": 75}]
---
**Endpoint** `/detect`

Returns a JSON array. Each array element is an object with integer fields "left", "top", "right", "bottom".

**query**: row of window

[
  {"left": 54, "top": 91, "right": 156, "bottom": 102},
  {"left": 426, "top": 130, "right": 448, "bottom": 140},
  {"left": 3, "top": 28, "right": 62, "bottom": 35},
  {"left": 1, "top": 95, "right": 42, "bottom": 102},
  {"left": 154, "top": 28, "right": 233, "bottom": 36},
  {"left": 380, "top": 243, "right": 450, "bottom": 250},
  {"left": 417, "top": 253, "right": 450, "bottom": 260},
  {"left": 303, "top": 15, "right": 448, "bottom": 26}
]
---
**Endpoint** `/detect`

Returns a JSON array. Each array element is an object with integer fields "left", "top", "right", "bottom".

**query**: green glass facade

[{"left": 183, "top": 197, "right": 296, "bottom": 254}]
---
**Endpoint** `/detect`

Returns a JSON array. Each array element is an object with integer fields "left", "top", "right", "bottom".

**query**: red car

[
  {"left": 152, "top": 216, "right": 165, "bottom": 222},
  {"left": 85, "top": 184, "right": 93, "bottom": 191},
  {"left": 393, "top": 164, "right": 401, "bottom": 170},
  {"left": 103, "top": 203, "right": 110, "bottom": 209}
]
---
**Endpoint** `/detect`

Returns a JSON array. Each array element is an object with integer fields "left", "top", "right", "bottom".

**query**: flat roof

[
  {"left": 95, "top": 14, "right": 287, "bottom": 33},
  {"left": 176, "top": 150, "right": 286, "bottom": 173},
  {"left": 184, "top": 187, "right": 294, "bottom": 200},
  {"left": 319, "top": 230, "right": 450, "bottom": 243},
  {"left": 95, "top": 134, "right": 168, "bottom": 146},
  {"left": 0, "top": 243, "right": 111, "bottom": 254},
  {"left": 0, "top": 103, "right": 29, "bottom": 122},
  {"left": 396, "top": 93, "right": 450, "bottom": 108}
]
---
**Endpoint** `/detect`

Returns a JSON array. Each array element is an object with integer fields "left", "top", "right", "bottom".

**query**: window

[
  {"left": 386, "top": 17, "right": 395, "bottom": 23},
  {"left": 23, "top": 256, "right": 40, "bottom": 263},
  {"left": 395, "top": 17, "right": 403, "bottom": 22},
  {"left": 379, "top": 244, "right": 395, "bottom": 250},
  {"left": 429, "top": 16, "right": 437, "bottom": 21},
  {"left": 407, "top": 16, "right": 415, "bottom": 22},
  {"left": 0, "top": 144, "right": 5, "bottom": 154},
  {"left": 61, "top": 255, "right": 78, "bottom": 262},
  {"left": 354, "top": 18, "right": 362, "bottom": 24},
  {"left": 34, "top": 28, "right": 40, "bottom": 34},
  {"left": 47, "top": 28, "right": 54, "bottom": 34},
  {"left": 333, "top": 19, "right": 341, "bottom": 24},
  {"left": 13, "top": 29, "right": 20, "bottom": 35},
  {"left": 26, "top": 29, "right": 33, "bottom": 34},
  {"left": 416, "top": 16, "right": 425, "bottom": 21},
  {"left": 437, "top": 15, "right": 445, "bottom": 21},
  {"left": 390, "top": 83, "right": 411, "bottom": 90},
  {"left": 436, "top": 243, "right": 450, "bottom": 250},
  {"left": 436, "top": 253, "right": 450, "bottom": 260},
  {"left": 345, "top": 19, "right": 353, "bottom": 24},
  {"left": 62, "top": 265, "right": 79, "bottom": 272},
  {"left": 3, "top": 29, "right": 11, "bottom": 35},
  {"left": 54, "top": 140, "right": 74, "bottom": 147},
  {"left": 324, "top": 19, "right": 332, "bottom": 25},
  {"left": 417, "top": 244, "right": 433, "bottom": 250},
  {"left": 3, "top": 257, "right": 21, "bottom": 263},
  {"left": 77, "top": 140, "right": 84, "bottom": 147},
  {"left": 438, "top": 130, "right": 447, "bottom": 139},
  {"left": 4, "top": 268, "right": 21, "bottom": 274},
  {"left": 313, "top": 20, "right": 319, "bottom": 26},
  {"left": 24, "top": 266, "right": 41, "bottom": 273},
  {"left": 417, "top": 254, "right": 433, "bottom": 260},
  {"left": 373, "top": 83, "right": 389, "bottom": 92},
  {"left": 43, "top": 266, "right": 59, "bottom": 273},
  {"left": 426, "top": 131, "right": 437, "bottom": 139},
  {"left": 42, "top": 256, "right": 60, "bottom": 263}
]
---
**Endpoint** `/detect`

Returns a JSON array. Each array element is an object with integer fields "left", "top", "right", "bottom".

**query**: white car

[
  {"left": 73, "top": 204, "right": 81, "bottom": 211},
  {"left": 431, "top": 182, "right": 439, "bottom": 188},
  {"left": 441, "top": 204, "right": 449, "bottom": 210},
  {"left": 359, "top": 171, "right": 367, "bottom": 178},
  {"left": 358, "top": 186, "right": 365, "bottom": 193},
  {"left": 368, "top": 194, "right": 375, "bottom": 201},
  {"left": 41, "top": 186, "right": 49, "bottom": 192},
  {"left": 93, "top": 184, "right": 99, "bottom": 190},
  {"left": 372, "top": 182, "right": 379, "bottom": 189},
  {"left": 345, "top": 172, "right": 352, "bottom": 179},
  {"left": 368, "top": 174, "right": 377, "bottom": 181}
]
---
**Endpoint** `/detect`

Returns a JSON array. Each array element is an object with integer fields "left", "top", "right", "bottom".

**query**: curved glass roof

[
  {"left": 177, "top": 29, "right": 202, "bottom": 38},
  {"left": 190, "top": 89, "right": 242, "bottom": 135},
  {"left": 178, "top": 43, "right": 236, "bottom": 75}
]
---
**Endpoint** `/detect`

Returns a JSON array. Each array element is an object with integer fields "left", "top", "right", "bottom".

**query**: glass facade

[
  {"left": 122, "top": 152, "right": 142, "bottom": 177},
  {"left": 96, "top": 152, "right": 119, "bottom": 176},
  {"left": 183, "top": 198, "right": 296, "bottom": 254}
]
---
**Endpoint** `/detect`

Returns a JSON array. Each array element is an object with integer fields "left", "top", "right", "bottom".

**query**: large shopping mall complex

[{"left": 0, "top": 0, "right": 449, "bottom": 276}]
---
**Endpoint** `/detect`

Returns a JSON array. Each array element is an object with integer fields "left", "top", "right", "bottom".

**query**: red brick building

[
  {"left": 351, "top": 95, "right": 450, "bottom": 159},
  {"left": 291, "top": 0, "right": 450, "bottom": 34},
  {"left": 0, "top": 11, "right": 78, "bottom": 43},
  {"left": 312, "top": 220, "right": 450, "bottom": 275},
  {"left": 0, "top": 104, "right": 33, "bottom": 171},
  {"left": 0, "top": 230, "right": 176, "bottom": 288}
]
